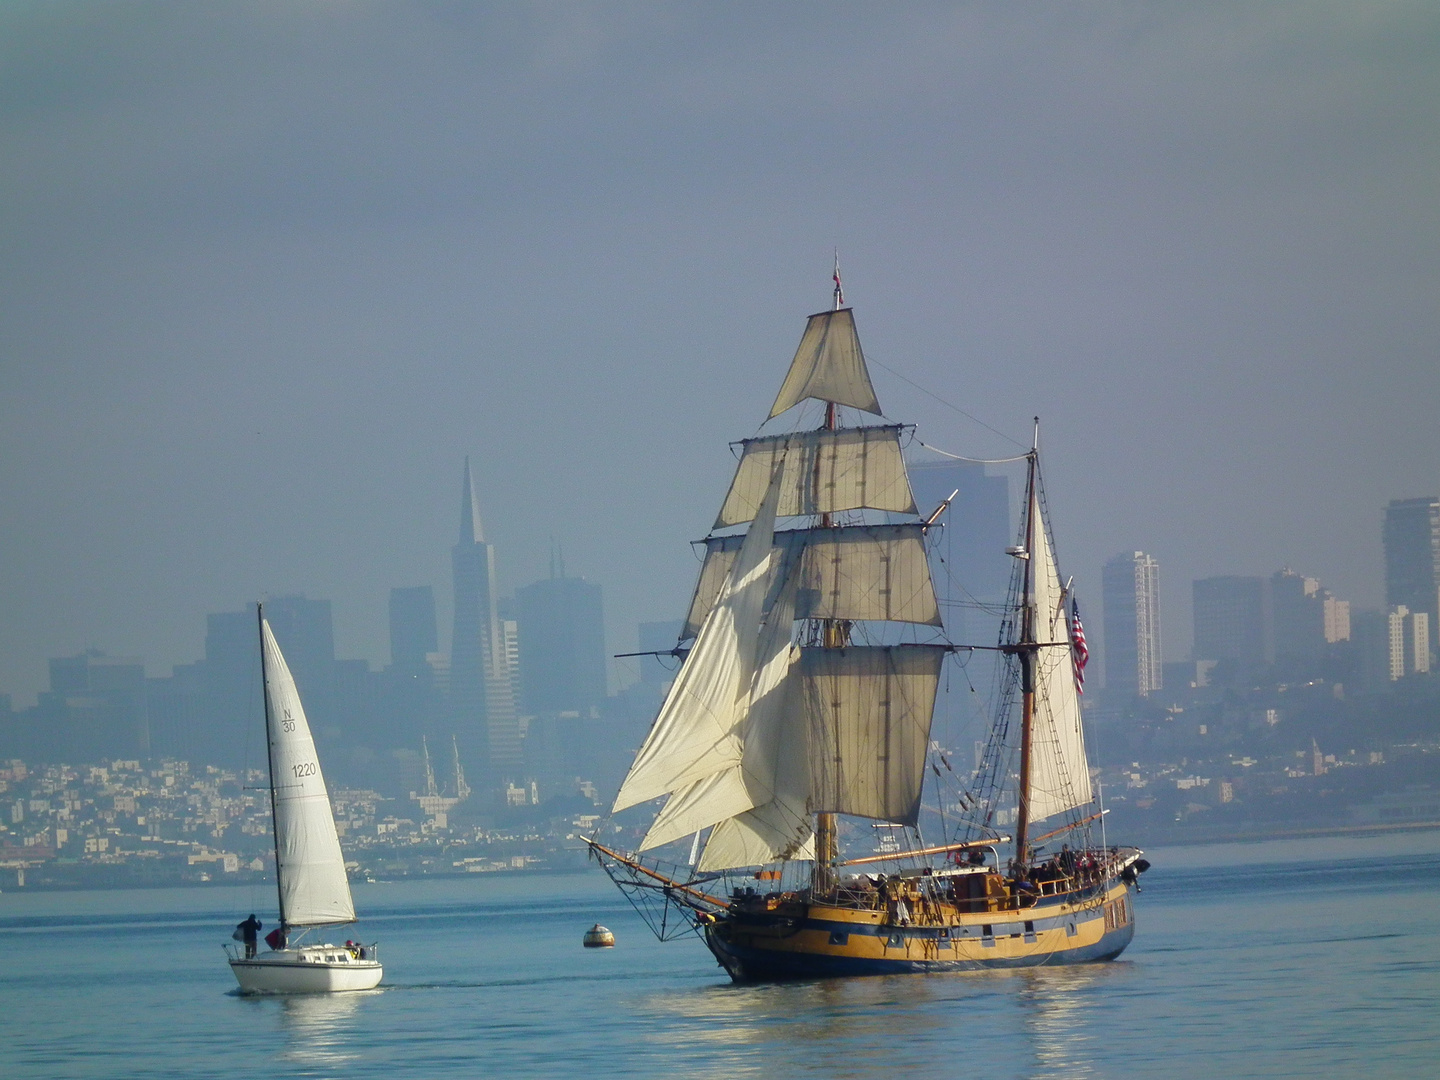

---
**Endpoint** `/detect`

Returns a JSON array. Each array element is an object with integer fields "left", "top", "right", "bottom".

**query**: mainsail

[
  {"left": 261, "top": 619, "right": 356, "bottom": 927},
  {"left": 1022, "top": 483, "right": 1093, "bottom": 822}
]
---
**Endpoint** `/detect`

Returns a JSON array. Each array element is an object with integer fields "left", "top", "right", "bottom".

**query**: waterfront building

[{"left": 1102, "top": 551, "right": 1163, "bottom": 697}]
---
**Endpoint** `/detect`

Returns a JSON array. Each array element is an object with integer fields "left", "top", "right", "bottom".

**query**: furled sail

[
  {"left": 1024, "top": 487, "right": 1094, "bottom": 822},
  {"left": 714, "top": 426, "right": 916, "bottom": 528},
  {"left": 683, "top": 523, "right": 940, "bottom": 638},
  {"left": 612, "top": 469, "right": 786, "bottom": 815},
  {"left": 261, "top": 620, "right": 356, "bottom": 927},
  {"left": 769, "top": 308, "right": 882, "bottom": 419},
  {"left": 802, "top": 644, "right": 948, "bottom": 826}
]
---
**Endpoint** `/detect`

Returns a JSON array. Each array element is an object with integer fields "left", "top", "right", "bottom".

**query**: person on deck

[{"left": 235, "top": 914, "right": 262, "bottom": 959}]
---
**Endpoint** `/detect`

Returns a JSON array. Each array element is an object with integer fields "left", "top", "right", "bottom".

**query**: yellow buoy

[{"left": 583, "top": 923, "right": 615, "bottom": 948}]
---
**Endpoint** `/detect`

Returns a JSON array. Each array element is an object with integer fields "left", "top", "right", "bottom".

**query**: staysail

[
  {"left": 612, "top": 469, "right": 787, "bottom": 817},
  {"left": 1023, "top": 485, "right": 1093, "bottom": 822},
  {"left": 261, "top": 619, "right": 356, "bottom": 927}
]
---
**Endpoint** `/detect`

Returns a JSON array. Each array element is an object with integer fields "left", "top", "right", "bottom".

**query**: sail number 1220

[{"left": 291, "top": 762, "right": 317, "bottom": 778}]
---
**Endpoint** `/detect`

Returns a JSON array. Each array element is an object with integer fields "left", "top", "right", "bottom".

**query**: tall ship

[{"left": 590, "top": 281, "right": 1148, "bottom": 980}]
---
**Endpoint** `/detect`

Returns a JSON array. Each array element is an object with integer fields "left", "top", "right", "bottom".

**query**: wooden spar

[
  {"left": 587, "top": 839, "right": 732, "bottom": 911},
  {"left": 811, "top": 397, "right": 842, "bottom": 897},
  {"left": 1013, "top": 448, "right": 1039, "bottom": 867},
  {"left": 1029, "top": 811, "right": 1107, "bottom": 849},
  {"left": 838, "top": 837, "right": 1012, "bottom": 867}
]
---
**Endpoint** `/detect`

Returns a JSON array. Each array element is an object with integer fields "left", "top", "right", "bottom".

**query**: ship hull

[
  {"left": 229, "top": 947, "right": 382, "bottom": 994},
  {"left": 704, "top": 879, "right": 1137, "bottom": 983}
]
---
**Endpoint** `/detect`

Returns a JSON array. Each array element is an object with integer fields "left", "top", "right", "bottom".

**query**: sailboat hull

[
  {"left": 703, "top": 880, "right": 1137, "bottom": 983},
  {"left": 229, "top": 947, "right": 382, "bottom": 994}
]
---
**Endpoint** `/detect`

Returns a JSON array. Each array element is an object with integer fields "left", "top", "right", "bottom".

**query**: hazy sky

[{"left": 3, "top": 2, "right": 1438, "bottom": 705}]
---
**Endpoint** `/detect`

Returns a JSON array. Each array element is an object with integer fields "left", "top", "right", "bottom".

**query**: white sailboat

[{"left": 227, "top": 607, "right": 382, "bottom": 993}]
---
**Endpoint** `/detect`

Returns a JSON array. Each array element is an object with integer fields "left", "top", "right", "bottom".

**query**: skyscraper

[
  {"left": 389, "top": 586, "right": 438, "bottom": 672},
  {"left": 514, "top": 572, "right": 606, "bottom": 717},
  {"left": 1384, "top": 497, "right": 1440, "bottom": 655},
  {"left": 449, "top": 459, "right": 521, "bottom": 782},
  {"left": 1388, "top": 606, "right": 1431, "bottom": 680},
  {"left": 1193, "top": 576, "right": 1272, "bottom": 673},
  {"left": 1102, "top": 552, "right": 1162, "bottom": 697}
]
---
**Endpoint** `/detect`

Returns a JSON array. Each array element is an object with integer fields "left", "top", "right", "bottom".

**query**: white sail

[
  {"left": 802, "top": 644, "right": 947, "bottom": 825},
  {"left": 769, "top": 308, "right": 882, "bottom": 419},
  {"left": 684, "top": 524, "right": 940, "bottom": 638},
  {"left": 1025, "top": 487, "right": 1094, "bottom": 822},
  {"left": 261, "top": 620, "right": 355, "bottom": 927},
  {"left": 714, "top": 426, "right": 916, "bottom": 528},
  {"left": 613, "top": 468, "right": 786, "bottom": 814},
  {"left": 639, "top": 540, "right": 805, "bottom": 851}
]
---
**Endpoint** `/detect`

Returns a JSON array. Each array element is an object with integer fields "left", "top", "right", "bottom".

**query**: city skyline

[{"left": 3, "top": 6, "right": 1439, "bottom": 706}]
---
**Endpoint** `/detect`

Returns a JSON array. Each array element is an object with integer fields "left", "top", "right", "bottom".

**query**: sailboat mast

[
  {"left": 257, "top": 603, "right": 287, "bottom": 930},
  {"left": 811, "top": 397, "right": 843, "bottom": 896},
  {"left": 1013, "top": 449, "right": 1039, "bottom": 868}
]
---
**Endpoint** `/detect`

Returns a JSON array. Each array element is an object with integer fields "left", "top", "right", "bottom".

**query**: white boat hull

[{"left": 229, "top": 946, "right": 382, "bottom": 994}]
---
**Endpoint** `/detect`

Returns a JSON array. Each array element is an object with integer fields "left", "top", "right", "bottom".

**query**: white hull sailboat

[{"left": 227, "top": 608, "right": 382, "bottom": 994}]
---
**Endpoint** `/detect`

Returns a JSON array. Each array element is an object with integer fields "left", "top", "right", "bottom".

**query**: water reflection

[
  {"left": 243, "top": 989, "right": 382, "bottom": 1070},
  {"left": 636, "top": 964, "right": 1135, "bottom": 1080},
  {"left": 1015, "top": 965, "right": 1125, "bottom": 1079}
]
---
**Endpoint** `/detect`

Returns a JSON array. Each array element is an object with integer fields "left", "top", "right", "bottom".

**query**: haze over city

[{"left": 3, "top": 2, "right": 1438, "bottom": 705}]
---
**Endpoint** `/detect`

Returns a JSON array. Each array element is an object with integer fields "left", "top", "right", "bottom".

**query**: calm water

[{"left": 3, "top": 832, "right": 1438, "bottom": 1079}]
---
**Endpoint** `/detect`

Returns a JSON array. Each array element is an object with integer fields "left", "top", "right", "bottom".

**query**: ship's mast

[
  {"left": 1012, "top": 441, "right": 1040, "bottom": 869},
  {"left": 811, "top": 260, "right": 847, "bottom": 897}
]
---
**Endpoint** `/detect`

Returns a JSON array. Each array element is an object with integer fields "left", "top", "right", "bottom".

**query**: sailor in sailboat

[
  {"left": 226, "top": 607, "right": 383, "bottom": 993},
  {"left": 590, "top": 277, "right": 1148, "bottom": 980}
]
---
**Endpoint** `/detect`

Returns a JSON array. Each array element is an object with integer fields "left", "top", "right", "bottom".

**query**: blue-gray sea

[{"left": 3, "top": 831, "right": 1438, "bottom": 1079}]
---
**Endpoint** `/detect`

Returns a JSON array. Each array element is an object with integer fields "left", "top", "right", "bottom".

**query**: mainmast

[
  {"left": 811, "top": 257, "right": 846, "bottom": 897},
  {"left": 257, "top": 603, "right": 287, "bottom": 930},
  {"left": 1012, "top": 433, "right": 1040, "bottom": 869}
]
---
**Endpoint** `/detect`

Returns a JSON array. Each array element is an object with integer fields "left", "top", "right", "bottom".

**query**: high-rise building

[
  {"left": 906, "top": 457, "right": 1012, "bottom": 613},
  {"left": 33, "top": 652, "right": 149, "bottom": 763},
  {"left": 1388, "top": 606, "right": 1431, "bottom": 680},
  {"left": 389, "top": 587, "right": 438, "bottom": 672},
  {"left": 449, "top": 459, "right": 521, "bottom": 782},
  {"left": 1101, "top": 552, "right": 1163, "bottom": 697},
  {"left": 514, "top": 573, "right": 606, "bottom": 717},
  {"left": 1193, "top": 576, "right": 1272, "bottom": 672},
  {"left": 1384, "top": 497, "right": 1440, "bottom": 657},
  {"left": 907, "top": 456, "right": 1010, "bottom": 740},
  {"left": 1271, "top": 568, "right": 1325, "bottom": 664}
]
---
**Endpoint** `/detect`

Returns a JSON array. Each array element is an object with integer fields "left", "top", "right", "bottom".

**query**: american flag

[{"left": 1071, "top": 598, "right": 1089, "bottom": 694}]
